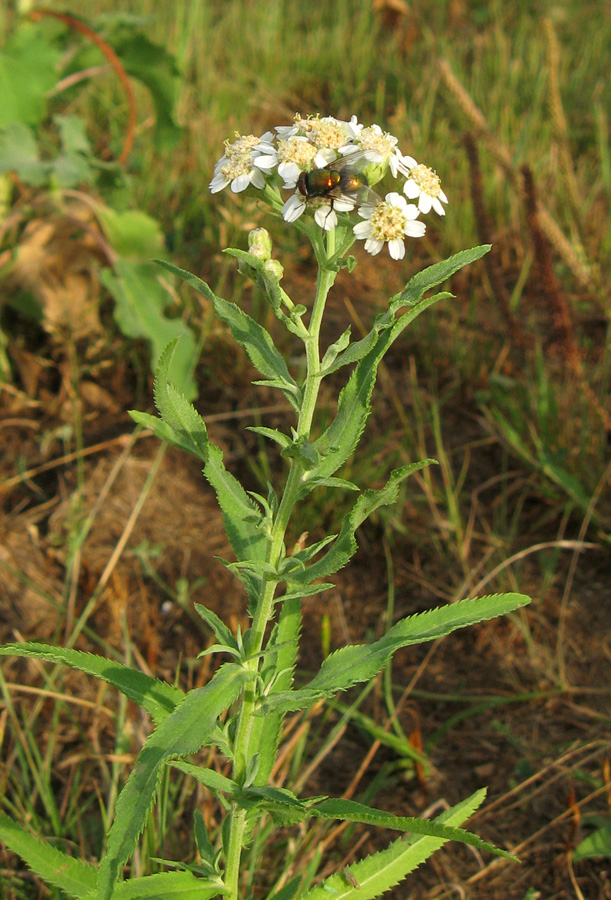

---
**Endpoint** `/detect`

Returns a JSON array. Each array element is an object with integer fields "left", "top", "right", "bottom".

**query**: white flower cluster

[{"left": 209, "top": 114, "right": 448, "bottom": 260}]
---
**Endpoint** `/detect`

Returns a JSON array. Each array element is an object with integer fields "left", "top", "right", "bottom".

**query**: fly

[{"left": 297, "top": 151, "right": 381, "bottom": 215}]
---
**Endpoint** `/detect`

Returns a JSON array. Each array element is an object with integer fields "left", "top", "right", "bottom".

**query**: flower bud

[
  {"left": 264, "top": 258, "right": 284, "bottom": 281},
  {"left": 248, "top": 227, "right": 273, "bottom": 261}
]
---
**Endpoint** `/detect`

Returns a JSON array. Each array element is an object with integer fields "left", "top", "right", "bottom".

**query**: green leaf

[
  {"left": 97, "top": 208, "right": 165, "bottom": 259},
  {"left": 97, "top": 663, "right": 249, "bottom": 900},
  {"left": 314, "top": 247, "right": 491, "bottom": 468},
  {"left": 129, "top": 410, "right": 204, "bottom": 459},
  {"left": 170, "top": 760, "right": 236, "bottom": 796},
  {"left": 151, "top": 341, "right": 269, "bottom": 565},
  {"left": 0, "top": 122, "right": 47, "bottom": 185},
  {"left": 246, "top": 426, "right": 293, "bottom": 450},
  {"left": 394, "top": 245, "right": 491, "bottom": 308},
  {"left": 0, "top": 25, "right": 62, "bottom": 128},
  {"left": 101, "top": 261, "right": 197, "bottom": 399},
  {"left": 249, "top": 595, "right": 302, "bottom": 790},
  {"left": 573, "top": 821, "right": 611, "bottom": 860},
  {"left": 312, "top": 297, "right": 445, "bottom": 478},
  {"left": 156, "top": 260, "right": 301, "bottom": 410},
  {"left": 0, "top": 642, "right": 183, "bottom": 724},
  {"left": 300, "top": 789, "right": 490, "bottom": 900},
  {"left": 108, "top": 31, "right": 182, "bottom": 150},
  {"left": 262, "top": 593, "right": 530, "bottom": 713},
  {"left": 290, "top": 462, "right": 435, "bottom": 585},
  {"left": 0, "top": 813, "right": 97, "bottom": 897},
  {"left": 194, "top": 605, "right": 238, "bottom": 650},
  {"left": 309, "top": 797, "right": 515, "bottom": 860},
  {"left": 193, "top": 809, "right": 218, "bottom": 873},
  {"left": 88, "top": 870, "right": 223, "bottom": 900}
]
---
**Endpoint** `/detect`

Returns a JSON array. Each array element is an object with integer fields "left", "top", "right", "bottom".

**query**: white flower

[
  {"left": 276, "top": 136, "right": 323, "bottom": 188},
  {"left": 209, "top": 132, "right": 275, "bottom": 194},
  {"left": 281, "top": 192, "right": 339, "bottom": 231},
  {"left": 403, "top": 163, "right": 448, "bottom": 215},
  {"left": 353, "top": 192, "right": 425, "bottom": 259}
]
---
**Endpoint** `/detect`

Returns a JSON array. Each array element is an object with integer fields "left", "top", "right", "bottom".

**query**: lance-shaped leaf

[
  {"left": 156, "top": 260, "right": 301, "bottom": 409},
  {"left": 0, "top": 813, "right": 97, "bottom": 898},
  {"left": 311, "top": 295, "right": 445, "bottom": 479},
  {"left": 323, "top": 245, "right": 490, "bottom": 377},
  {"left": 313, "top": 246, "right": 491, "bottom": 475},
  {"left": 141, "top": 340, "right": 268, "bottom": 565},
  {"left": 299, "top": 789, "right": 490, "bottom": 900},
  {"left": 97, "top": 663, "right": 249, "bottom": 900},
  {"left": 262, "top": 593, "right": 530, "bottom": 713},
  {"left": 0, "top": 643, "right": 183, "bottom": 724},
  {"left": 86, "top": 870, "right": 224, "bottom": 900},
  {"left": 288, "top": 462, "right": 436, "bottom": 585}
]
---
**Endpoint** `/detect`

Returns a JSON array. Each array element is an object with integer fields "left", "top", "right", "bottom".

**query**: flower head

[
  {"left": 209, "top": 132, "right": 275, "bottom": 194},
  {"left": 353, "top": 192, "right": 425, "bottom": 259},
  {"left": 403, "top": 163, "right": 448, "bottom": 215}
]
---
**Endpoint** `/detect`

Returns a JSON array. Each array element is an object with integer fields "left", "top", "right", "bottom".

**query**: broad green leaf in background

[
  {"left": 96, "top": 208, "right": 165, "bottom": 259},
  {"left": 101, "top": 260, "right": 198, "bottom": 399},
  {"left": 573, "top": 818, "right": 611, "bottom": 861},
  {"left": 105, "top": 29, "right": 183, "bottom": 150},
  {"left": 0, "top": 122, "right": 47, "bottom": 185},
  {"left": 0, "top": 643, "right": 184, "bottom": 724},
  {"left": 0, "top": 25, "right": 61, "bottom": 128}
]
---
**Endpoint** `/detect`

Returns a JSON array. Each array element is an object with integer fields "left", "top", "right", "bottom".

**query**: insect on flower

[{"left": 297, "top": 151, "right": 381, "bottom": 220}]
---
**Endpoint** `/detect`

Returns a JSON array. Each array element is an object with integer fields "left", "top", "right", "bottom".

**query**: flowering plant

[{"left": 0, "top": 114, "right": 528, "bottom": 900}]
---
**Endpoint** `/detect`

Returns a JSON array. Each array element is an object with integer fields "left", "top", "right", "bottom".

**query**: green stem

[{"left": 223, "top": 226, "right": 338, "bottom": 900}]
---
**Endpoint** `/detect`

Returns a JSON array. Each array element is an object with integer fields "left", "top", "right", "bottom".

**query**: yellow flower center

[
  {"left": 277, "top": 137, "right": 318, "bottom": 167},
  {"left": 369, "top": 204, "right": 406, "bottom": 241},
  {"left": 411, "top": 163, "right": 441, "bottom": 198},
  {"left": 297, "top": 115, "right": 346, "bottom": 150},
  {"left": 358, "top": 126, "right": 396, "bottom": 160},
  {"left": 224, "top": 134, "right": 261, "bottom": 159}
]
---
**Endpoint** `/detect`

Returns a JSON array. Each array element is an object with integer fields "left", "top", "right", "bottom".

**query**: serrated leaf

[
  {"left": 88, "top": 870, "right": 224, "bottom": 900},
  {"left": 309, "top": 797, "right": 515, "bottom": 860},
  {"left": 394, "top": 245, "right": 491, "bottom": 308},
  {"left": 0, "top": 812, "right": 97, "bottom": 897},
  {"left": 312, "top": 299, "right": 445, "bottom": 478},
  {"left": 170, "top": 760, "right": 236, "bottom": 796},
  {"left": 321, "top": 327, "right": 352, "bottom": 369},
  {"left": 262, "top": 593, "right": 530, "bottom": 713},
  {"left": 290, "top": 462, "right": 435, "bottom": 586},
  {"left": 129, "top": 410, "right": 203, "bottom": 458},
  {"left": 249, "top": 596, "right": 302, "bottom": 790},
  {"left": 0, "top": 642, "right": 183, "bottom": 724},
  {"left": 194, "top": 604, "right": 238, "bottom": 649},
  {"left": 156, "top": 260, "right": 300, "bottom": 410},
  {"left": 246, "top": 426, "right": 293, "bottom": 450},
  {"left": 277, "top": 584, "right": 335, "bottom": 603},
  {"left": 97, "top": 664, "right": 249, "bottom": 900},
  {"left": 297, "top": 475, "right": 360, "bottom": 498},
  {"left": 301, "top": 789, "right": 489, "bottom": 900},
  {"left": 101, "top": 261, "right": 197, "bottom": 399},
  {"left": 151, "top": 342, "right": 267, "bottom": 564}
]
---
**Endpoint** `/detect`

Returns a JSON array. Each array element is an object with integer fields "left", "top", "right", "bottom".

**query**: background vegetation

[{"left": 0, "top": 1, "right": 609, "bottom": 898}]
